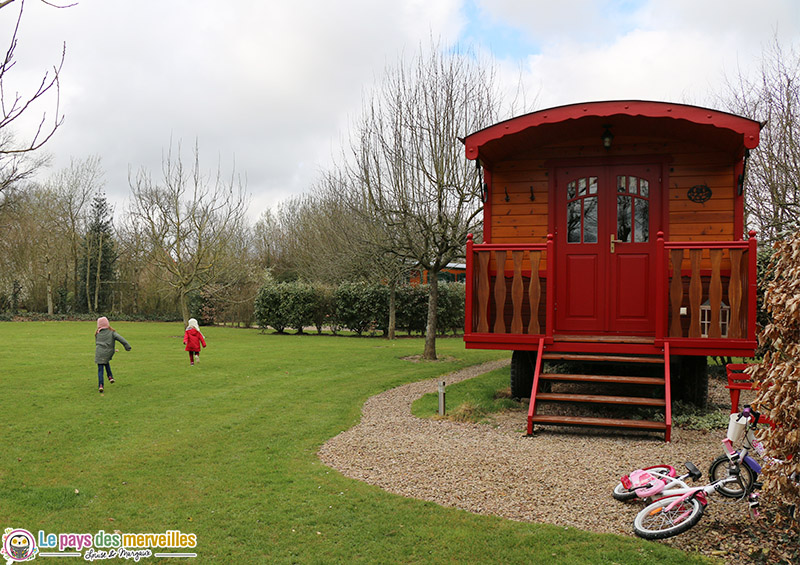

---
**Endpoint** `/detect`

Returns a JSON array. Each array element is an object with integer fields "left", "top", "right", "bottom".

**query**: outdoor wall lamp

[{"left": 602, "top": 125, "right": 614, "bottom": 149}]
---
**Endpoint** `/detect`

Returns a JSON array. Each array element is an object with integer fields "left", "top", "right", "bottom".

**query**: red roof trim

[{"left": 464, "top": 100, "right": 761, "bottom": 160}]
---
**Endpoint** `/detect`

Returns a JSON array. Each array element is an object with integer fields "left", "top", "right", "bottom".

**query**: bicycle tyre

[
  {"left": 612, "top": 465, "right": 675, "bottom": 502},
  {"left": 633, "top": 496, "right": 704, "bottom": 539},
  {"left": 708, "top": 455, "right": 757, "bottom": 498}
]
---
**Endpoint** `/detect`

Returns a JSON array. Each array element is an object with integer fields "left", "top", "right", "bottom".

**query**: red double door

[{"left": 554, "top": 164, "right": 661, "bottom": 335}]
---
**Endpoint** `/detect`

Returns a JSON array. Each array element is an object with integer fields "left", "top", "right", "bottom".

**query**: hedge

[{"left": 254, "top": 280, "right": 465, "bottom": 336}]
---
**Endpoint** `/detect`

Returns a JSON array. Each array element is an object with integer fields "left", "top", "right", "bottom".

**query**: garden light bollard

[{"left": 438, "top": 381, "right": 446, "bottom": 416}]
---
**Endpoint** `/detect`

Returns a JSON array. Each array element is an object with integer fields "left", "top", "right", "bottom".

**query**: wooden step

[
  {"left": 530, "top": 414, "right": 667, "bottom": 430},
  {"left": 540, "top": 373, "right": 665, "bottom": 386},
  {"left": 542, "top": 353, "right": 663, "bottom": 364},
  {"left": 554, "top": 334, "right": 655, "bottom": 345},
  {"left": 535, "top": 392, "right": 666, "bottom": 407}
]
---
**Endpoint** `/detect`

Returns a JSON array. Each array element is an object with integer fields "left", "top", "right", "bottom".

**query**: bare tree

[
  {"left": 128, "top": 141, "right": 249, "bottom": 325},
  {"left": 720, "top": 37, "right": 800, "bottom": 242},
  {"left": 46, "top": 155, "right": 102, "bottom": 306},
  {"left": 289, "top": 176, "right": 374, "bottom": 284},
  {"left": 252, "top": 208, "right": 287, "bottom": 273},
  {"left": 0, "top": 182, "right": 70, "bottom": 313},
  {"left": 115, "top": 214, "right": 154, "bottom": 316},
  {"left": 311, "top": 168, "right": 413, "bottom": 339},
  {"left": 347, "top": 41, "right": 501, "bottom": 359},
  {"left": 0, "top": 0, "right": 73, "bottom": 198}
]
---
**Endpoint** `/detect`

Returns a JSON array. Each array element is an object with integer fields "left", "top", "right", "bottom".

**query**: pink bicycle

[
  {"left": 628, "top": 461, "right": 756, "bottom": 539},
  {"left": 614, "top": 458, "right": 757, "bottom": 539}
]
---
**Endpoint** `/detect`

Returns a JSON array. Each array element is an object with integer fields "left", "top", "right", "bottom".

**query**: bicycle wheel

[
  {"left": 612, "top": 465, "right": 675, "bottom": 502},
  {"left": 633, "top": 496, "right": 704, "bottom": 539},
  {"left": 708, "top": 455, "right": 757, "bottom": 498}
]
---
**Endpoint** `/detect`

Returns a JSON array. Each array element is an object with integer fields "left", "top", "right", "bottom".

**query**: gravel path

[{"left": 318, "top": 360, "right": 797, "bottom": 564}]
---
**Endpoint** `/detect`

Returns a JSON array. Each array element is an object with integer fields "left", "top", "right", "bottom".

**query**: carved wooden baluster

[
  {"left": 689, "top": 249, "right": 702, "bottom": 338},
  {"left": 511, "top": 251, "right": 524, "bottom": 334},
  {"left": 709, "top": 249, "right": 723, "bottom": 338},
  {"left": 669, "top": 249, "right": 684, "bottom": 337},
  {"left": 729, "top": 249, "right": 743, "bottom": 339},
  {"left": 493, "top": 251, "right": 507, "bottom": 334},
  {"left": 477, "top": 251, "right": 490, "bottom": 333},
  {"left": 528, "top": 251, "right": 541, "bottom": 334}
]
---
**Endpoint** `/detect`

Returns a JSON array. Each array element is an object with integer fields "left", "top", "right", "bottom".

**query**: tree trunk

[
  {"left": 422, "top": 274, "right": 439, "bottom": 360},
  {"left": 93, "top": 231, "right": 103, "bottom": 312},
  {"left": 388, "top": 280, "right": 397, "bottom": 340},
  {"left": 73, "top": 252, "right": 79, "bottom": 312},
  {"left": 85, "top": 233, "right": 93, "bottom": 312},
  {"left": 180, "top": 289, "right": 190, "bottom": 326},
  {"left": 45, "top": 253, "right": 54, "bottom": 315}
]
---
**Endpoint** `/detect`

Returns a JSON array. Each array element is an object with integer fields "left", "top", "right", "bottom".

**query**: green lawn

[{"left": 0, "top": 322, "right": 714, "bottom": 564}]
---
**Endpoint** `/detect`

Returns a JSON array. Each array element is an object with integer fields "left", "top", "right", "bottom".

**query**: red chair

[
  {"left": 725, "top": 363, "right": 754, "bottom": 414},
  {"left": 726, "top": 363, "right": 775, "bottom": 427}
]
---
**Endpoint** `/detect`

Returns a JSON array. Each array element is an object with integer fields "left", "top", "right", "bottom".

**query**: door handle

[{"left": 610, "top": 234, "right": 623, "bottom": 253}]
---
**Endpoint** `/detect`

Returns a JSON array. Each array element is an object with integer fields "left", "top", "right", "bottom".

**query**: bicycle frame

[
  {"left": 723, "top": 433, "right": 762, "bottom": 475},
  {"left": 655, "top": 473, "right": 742, "bottom": 511}
]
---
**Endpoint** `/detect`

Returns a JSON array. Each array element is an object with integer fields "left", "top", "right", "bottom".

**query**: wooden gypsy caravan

[{"left": 461, "top": 100, "right": 761, "bottom": 441}]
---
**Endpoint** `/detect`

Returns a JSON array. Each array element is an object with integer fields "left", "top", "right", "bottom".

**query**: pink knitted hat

[{"left": 96, "top": 316, "right": 111, "bottom": 334}]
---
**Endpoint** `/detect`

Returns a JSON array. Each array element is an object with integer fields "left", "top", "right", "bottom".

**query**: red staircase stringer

[
  {"left": 527, "top": 337, "right": 546, "bottom": 435},
  {"left": 664, "top": 342, "right": 672, "bottom": 443}
]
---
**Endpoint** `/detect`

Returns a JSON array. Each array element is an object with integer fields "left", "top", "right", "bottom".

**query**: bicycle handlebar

[{"left": 742, "top": 405, "right": 760, "bottom": 425}]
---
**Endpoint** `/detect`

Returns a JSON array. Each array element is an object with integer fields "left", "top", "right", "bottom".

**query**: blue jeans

[{"left": 98, "top": 363, "right": 113, "bottom": 387}]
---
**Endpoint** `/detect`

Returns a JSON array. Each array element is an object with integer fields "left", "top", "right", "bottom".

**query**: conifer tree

[{"left": 78, "top": 192, "right": 116, "bottom": 312}]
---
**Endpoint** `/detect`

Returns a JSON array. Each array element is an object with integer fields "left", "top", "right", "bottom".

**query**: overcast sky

[{"left": 6, "top": 0, "right": 800, "bottom": 221}]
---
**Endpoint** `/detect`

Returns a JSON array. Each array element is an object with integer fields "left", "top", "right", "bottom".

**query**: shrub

[
  {"left": 310, "top": 284, "right": 335, "bottom": 334},
  {"left": 751, "top": 233, "right": 800, "bottom": 519},
  {"left": 283, "top": 282, "right": 317, "bottom": 334},
  {"left": 250, "top": 280, "right": 465, "bottom": 338},
  {"left": 254, "top": 282, "right": 289, "bottom": 333},
  {"left": 396, "top": 284, "right": 428, "bottom": 334},
  {"left": 333, "top": 282, "right": 387, "bottom": 335},
  {"left": 437, "top": 282, "right": 465, "bottom": 335},
  {"left": 395, "top": 282, "right": 465, "bottom": 336}
]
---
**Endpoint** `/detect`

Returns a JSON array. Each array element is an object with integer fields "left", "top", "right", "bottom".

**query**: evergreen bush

[
  {"left": 283, "top": 282, "right": 317, "bottom": 334},
  {"left": 333, "top": 282, "right": 387, "bottom": 335},
  {"left": 251, "top": 280, "right": 466, "bottom": 337},
  {"left": 437, "top": 282, "right": 466, "bottom": 335},
  {"left": 396, "top": 284, "right": 428, "bottom": 334},
  {"left": 254, "top": 282, "right": 289, "bottom": 333}
]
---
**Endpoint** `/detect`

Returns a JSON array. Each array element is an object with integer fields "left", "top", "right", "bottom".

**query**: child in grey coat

[{"left": 95, "top": 316, "right": 131, "bottom": 393}]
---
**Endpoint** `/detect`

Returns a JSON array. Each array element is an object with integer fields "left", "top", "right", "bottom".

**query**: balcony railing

[
  {"left": 465, "top": 231, "right": 758, "bottom": 354},
  {"left": 655, "top": 231, "right": 758, "bottom": 349},
  {"left": 465, "top": 234, "right": 554, "bottom": 344}
]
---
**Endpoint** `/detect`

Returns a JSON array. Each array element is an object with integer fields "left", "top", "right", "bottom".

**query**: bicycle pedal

[{"left": 684, "top": 461, "right": 702, "bottom": 480}]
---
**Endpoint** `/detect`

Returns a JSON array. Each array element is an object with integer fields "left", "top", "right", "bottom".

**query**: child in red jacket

[{"left": 183, "top": 318, "right": 207, "bottom": 365}]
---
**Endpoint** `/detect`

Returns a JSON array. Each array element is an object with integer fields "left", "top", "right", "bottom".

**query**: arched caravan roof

[{"left": 463, "top": 100, "right": 762, "bottom": 166}]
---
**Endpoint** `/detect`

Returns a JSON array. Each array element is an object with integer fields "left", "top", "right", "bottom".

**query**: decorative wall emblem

[{"left": 687, "top": 184, "right": 712, "bottom": 203}]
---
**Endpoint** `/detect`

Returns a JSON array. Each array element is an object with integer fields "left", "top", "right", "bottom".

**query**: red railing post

[
  {"left": 465, "top": 233, "right": 474, "bottom": 335},
  {"left": 663, "top": 341, "right": 672, "bottom": 443},
  {"left": 527, "top": 337, "right": 545, "bottom": 435},
  {"left": 655, "top": 231, "right": 665, "bottom": 344},
  {"left": 747, "top": 230, "right": 758, "bottom": 342},
  {"left": 545, "top": 234, "right": 555, "bottom": 343}
]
